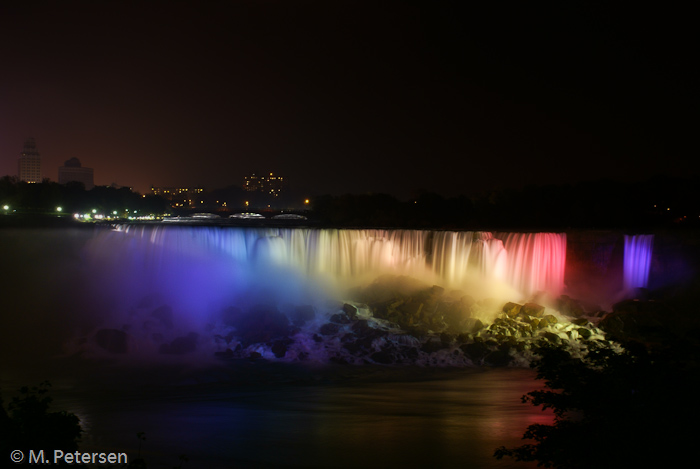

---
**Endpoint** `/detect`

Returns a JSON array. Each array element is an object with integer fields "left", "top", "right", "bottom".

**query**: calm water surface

[{"left": 3, "top": 360, "right": 549, "bottom": 469}]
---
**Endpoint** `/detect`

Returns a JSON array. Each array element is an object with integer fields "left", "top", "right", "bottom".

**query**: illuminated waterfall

[
  {"left": 496, "top": 232, "right": 567, "bottom": 298},
  {"left": 623, "top": 234, "right": 654, "bottom": 291},
  {"left": 102, "top": 226, "right": 567, "bottom": 299}
]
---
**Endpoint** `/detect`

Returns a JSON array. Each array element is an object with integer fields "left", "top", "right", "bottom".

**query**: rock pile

[{"left": 86, "top": 275, "right": 620, "bottom": 368}]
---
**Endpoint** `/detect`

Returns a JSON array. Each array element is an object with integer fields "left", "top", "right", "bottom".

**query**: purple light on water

[{"left": 623, "top": 235, "right": 654, "bottom": 291}]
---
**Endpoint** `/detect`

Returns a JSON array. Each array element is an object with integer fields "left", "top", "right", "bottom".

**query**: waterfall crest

[{"left": 103, "top": 226, "right": 568, "bottom": 299}]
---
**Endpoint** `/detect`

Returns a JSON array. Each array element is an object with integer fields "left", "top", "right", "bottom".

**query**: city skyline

[{"left": 1, "top": 1, "right": 695, "bottom": 199}]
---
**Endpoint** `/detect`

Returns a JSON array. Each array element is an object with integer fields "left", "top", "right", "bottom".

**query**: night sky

[{"left": 0, "top": 1, "right": 694, "bottom": 198}]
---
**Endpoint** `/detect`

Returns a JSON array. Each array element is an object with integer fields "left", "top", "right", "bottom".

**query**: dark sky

[{"left": 0, "top": 0, "right": 695, "bottom": 198}]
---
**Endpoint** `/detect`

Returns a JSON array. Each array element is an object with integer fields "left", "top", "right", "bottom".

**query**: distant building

[
  {"left": 244, "top": 171, "right": 284, "bottom": 197},
  {"left": 59, "top": 157, "right": 94, "bottom": 189},
  {"left": 18, "top": 137, "right": 41, "bottom": 183},
  {"left": 151, "top": 186, "right": 204, "bottom": 208}
]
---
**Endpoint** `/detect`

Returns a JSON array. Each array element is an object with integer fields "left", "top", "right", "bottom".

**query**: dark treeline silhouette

[
  {"left": 494, "top": 337, "right": 700, "bottom": 468},
  {"left": 311, "top": 176, "right": 700, "bottom": 230},
  {"left": 1, "top": 382, "right": 82, "bottom": 464},
  {"left": 3, "top": 175, "right": 698, "bottom": 229},
  {"left": 0, "top": 177, "right": 168, "bottom": 215}
]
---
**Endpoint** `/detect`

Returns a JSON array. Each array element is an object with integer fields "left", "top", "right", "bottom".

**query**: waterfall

[
  {"left": 623, "top": 234, "right": 654, "bottom": 290},
  {"left": 495, "top": 232, "right": 567, "bottom": 298},
  {"left": 102, "top": 226, "right": 567, "bottom": 299}
]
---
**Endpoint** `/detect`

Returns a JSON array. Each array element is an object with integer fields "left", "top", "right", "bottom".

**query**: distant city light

[
  {"left": 2, "top": 205, "right": 8, "bottom": 210},
  {"left": 56, "top": 206, "right": 63, "bottom": 212},
  {"left": 92, "top": 209, "right": 97, "bottom": 213},
  {"left": 304, "top": 199, "right": 310, "bottom": 204}
]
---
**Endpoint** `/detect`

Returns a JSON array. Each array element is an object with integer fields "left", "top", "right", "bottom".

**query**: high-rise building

[
  {"left": 244, "top": 171, "right": 284, "bottom": 197},
  {"left": 58, "top": 157, "right": 94, "bottom": 190},
  {"left": 18, "top": 137, "right": 41, "bottom": 183}
]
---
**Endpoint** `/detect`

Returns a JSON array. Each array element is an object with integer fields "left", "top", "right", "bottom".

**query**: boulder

[
  {"left": 271, "top": 339, "right": 294, "bottom": 358},
  {"left": 352, "top": 319, "right": 373, "bottom": 335},
  {"left": 342, "top": 303, "right": 358, "bottom": 319},
  {"left": 557, "top": 295, "right": 585, "bottom": 317},
  {"left": 542, "top": 314, "right": 558, "bottom": 325},
  {"left": 330, "top": 312, "right": 351, "bottom": 324},
  {"left": 429, "top": 285, "right": 445, "bottom": 298},
  {"left": 527, "top": 317, "right": 541, "bottom": 328},
  {"left": 471, "top": 319, "right": 485, "bottom": 333},
  {"left": 502, "top": 302, "right": 522, "bottom": 317},
  {"left": 444, "top": 299, "right": 473, "bottom": 332},
  {"left": 398, "top": 300, "right": 423, "bottom": 318},
  {"left": 521, "top": 303, "right": 545, "bottom": 318},
  {"left": 543, "top": 331, "right": 560, "bottom": 343},
  {"left": 440, "top": 332, "right": 455, "bottom": 347}
]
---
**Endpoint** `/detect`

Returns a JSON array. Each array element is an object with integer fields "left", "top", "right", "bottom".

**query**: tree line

[
  {"left": 310, "top": 176, "right": 700, "bottom": 230},
  {"left": 0, "top": 176, "right": 168, "bottom": 215}
]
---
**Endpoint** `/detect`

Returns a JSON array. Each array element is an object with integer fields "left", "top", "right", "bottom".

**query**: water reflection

[{"left": 37, "top": 365, "right": 549, "bottom": 469}]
